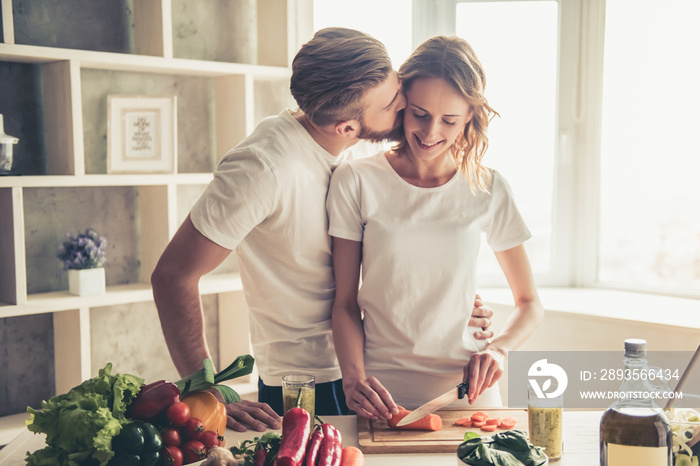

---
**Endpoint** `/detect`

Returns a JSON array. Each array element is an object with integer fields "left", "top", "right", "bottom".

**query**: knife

[{"left": 395, "top": 381, "right": 469, "bottom": 426}]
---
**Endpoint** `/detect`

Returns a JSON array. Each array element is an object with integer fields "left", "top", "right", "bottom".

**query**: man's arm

[
  {"left": 151, "top": 216, "right": 281, "bottom": 432},
  {"left": 151, "top": 215, "right": 229, "bottom": 377}
]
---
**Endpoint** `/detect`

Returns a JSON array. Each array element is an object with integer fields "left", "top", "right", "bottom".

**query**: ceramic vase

[{"left": 68, "top": 267, "right": 106, "bottom": 296}]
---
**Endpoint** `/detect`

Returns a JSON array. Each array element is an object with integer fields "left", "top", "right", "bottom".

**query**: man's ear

[{"left": 334, "top": 120, "right": 361, "bottom": 138}]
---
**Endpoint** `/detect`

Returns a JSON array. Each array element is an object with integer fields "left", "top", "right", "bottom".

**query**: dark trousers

[{"left": 257, "top": 378, "right": 350, "bottom": 416}]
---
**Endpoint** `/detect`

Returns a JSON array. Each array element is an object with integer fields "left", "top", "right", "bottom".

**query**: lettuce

[{"left": 25, "top": 363, "right": 144, "bottom": 466}]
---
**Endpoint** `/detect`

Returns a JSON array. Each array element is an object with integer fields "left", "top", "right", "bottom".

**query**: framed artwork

[{"left": 107, "top": 95, "right": 177, "bottom": 174}]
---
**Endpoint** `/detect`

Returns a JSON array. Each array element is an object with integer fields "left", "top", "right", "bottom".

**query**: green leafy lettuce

[
  {"left": 457, "top": 430, "right": 548, "bottom": 466},
  {"left": 25, "top": 363, "right": 144, "bottom": 466}
]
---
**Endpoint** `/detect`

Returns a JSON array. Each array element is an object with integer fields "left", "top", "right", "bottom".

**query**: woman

[{"left": 326, "top": 35, "right": 544, "bottom": 420}]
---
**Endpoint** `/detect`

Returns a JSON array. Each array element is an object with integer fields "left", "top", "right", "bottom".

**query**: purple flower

[{"left": 57, "top": 228, "right": 107, "bottom": 270}]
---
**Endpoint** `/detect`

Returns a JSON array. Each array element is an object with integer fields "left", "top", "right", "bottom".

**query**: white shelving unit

[{"left": 0, "top": 0, "right": 311, "bottom": 437}]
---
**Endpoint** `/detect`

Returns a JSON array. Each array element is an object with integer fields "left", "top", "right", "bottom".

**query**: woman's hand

[
  {"left": 463, "top": 348, "right": 506, "bottom": 403},
  {"left": 343, "top": 376, "right": 399, "bottom": 420}
]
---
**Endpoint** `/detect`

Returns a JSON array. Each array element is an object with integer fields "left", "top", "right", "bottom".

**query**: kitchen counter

[{"left": 0, "top": 410, "right": 602, "bottom": 465}]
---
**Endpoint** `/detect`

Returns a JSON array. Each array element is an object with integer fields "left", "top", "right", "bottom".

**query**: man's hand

[
  {"left": 469, "top": 294, "right": 494, "bottom": 340},
  {"left": 225, "top": 400, "right": 281, "bottom": 432},
  {"left": 343, "top": 377, "right": 399, "bottom": 421}
]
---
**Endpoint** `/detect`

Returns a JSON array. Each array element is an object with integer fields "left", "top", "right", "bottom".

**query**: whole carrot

[
  {"left": 387, "top": 408, "right": 442, "bottom": 431},
  {"left": 339, "top": 446, "right": 364, "bottom": 466}
]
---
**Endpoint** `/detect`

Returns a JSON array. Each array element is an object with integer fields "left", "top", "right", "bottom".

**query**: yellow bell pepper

[{"left": 181, "top": 390, "right": 227, "bottom": 435}]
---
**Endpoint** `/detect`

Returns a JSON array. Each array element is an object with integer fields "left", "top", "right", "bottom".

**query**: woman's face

[{"left": 403, "top": 77, "right": 471, "bottom": 164}]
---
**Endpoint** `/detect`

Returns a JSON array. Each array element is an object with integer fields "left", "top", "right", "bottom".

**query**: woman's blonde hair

[
  {"left": 290, "top": 27, "right": 393, "bottom": 126},
  {"left": 394, "top": 36, "right": 498, "bottom": 191}
]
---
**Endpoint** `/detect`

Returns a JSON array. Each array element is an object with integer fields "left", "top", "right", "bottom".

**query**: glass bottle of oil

[{"left": 599, "top": 338, "right": 672, "bottom": 465}]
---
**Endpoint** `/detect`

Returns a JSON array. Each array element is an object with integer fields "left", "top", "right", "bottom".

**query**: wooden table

[{"left": 0, "top": 411, "right": 602, "bottom": 465}]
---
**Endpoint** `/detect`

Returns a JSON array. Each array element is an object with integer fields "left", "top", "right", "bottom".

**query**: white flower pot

[{"left": 68, "top": 268, "right": 106, "bottom": 296}]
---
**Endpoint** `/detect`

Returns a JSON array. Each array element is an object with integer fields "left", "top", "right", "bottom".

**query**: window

[
  {"left": 313, "top": 0, "right": 700, "bottom": 297},
  {"left": 455, "top": 1, "right": 558, "bottom": 280},
  {"left": 598, "top": 0, "right": 700, "bottom": 295},
  {"left": 313, "top": 0, "right": 413, "bottom": 66}
]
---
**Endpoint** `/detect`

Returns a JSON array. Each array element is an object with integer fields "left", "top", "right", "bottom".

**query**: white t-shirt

[
  {"left": 190, "top": 109, "right": 376, "bottom": 385},
  {"left": 326, "top": 152, "right": 531, "bottom": 408}
]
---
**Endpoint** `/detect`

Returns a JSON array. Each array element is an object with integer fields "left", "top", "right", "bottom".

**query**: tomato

[
  {"left": 160, "top": 427, "right": 181, "bottom": 447},
  {"left": 160, "top": 446, "right": 183, "bottom": 466},
  {"left": 181, "top": 440, "right": 206, "bottom": 464},
  {"left": 166, "top": 402, "right": 191, "bottom": 427},
  {"left": 199, "top": 430, "right": 222, "bottom": 451},
  {"left": 183, "top": 417, "right": 205, "bottom": 441}
]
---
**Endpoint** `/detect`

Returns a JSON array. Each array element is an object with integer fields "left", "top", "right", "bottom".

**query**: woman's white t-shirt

[{"left": 326, "top": 152, "right": 531, "bottom": 408}]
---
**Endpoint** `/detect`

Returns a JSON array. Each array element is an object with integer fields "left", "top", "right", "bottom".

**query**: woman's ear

[{"left": 334, "top": 120, "right": 361, "bottom": 138}]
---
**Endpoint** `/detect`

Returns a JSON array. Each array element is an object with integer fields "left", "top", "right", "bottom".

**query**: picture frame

[{"left": 107, "top": 95, "right": 177, "bottom": 174}]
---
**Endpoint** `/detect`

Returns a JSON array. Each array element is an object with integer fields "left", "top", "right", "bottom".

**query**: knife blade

[{"left": 395, "top": 381, "right": 469, "bottom": 426}]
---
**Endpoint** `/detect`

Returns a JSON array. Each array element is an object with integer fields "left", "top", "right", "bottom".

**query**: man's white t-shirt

[
  {"left": 326, "top": 152, "right": 531, "bottom": 408},
  {"left": 190, "top": 109, "right": 376, "bottom": 386}
]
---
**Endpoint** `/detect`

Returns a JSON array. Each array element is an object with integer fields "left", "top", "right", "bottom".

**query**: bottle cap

[{"left": 624, "top": 338, "right": 647, "bottom": 357}]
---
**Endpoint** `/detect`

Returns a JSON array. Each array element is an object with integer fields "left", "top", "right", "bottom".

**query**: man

[{"left": 151, "top": 27, "right": 493, "bottom": 432}]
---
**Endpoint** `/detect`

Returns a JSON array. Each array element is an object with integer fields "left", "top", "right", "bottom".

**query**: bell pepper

[
  {"left": 110, "top": 421, "right": 163, "bottom": 466},
  {"left": 128, "top": 380, "right": 180, "bottom": 421},
  {"left": 276, "top": 407, "right": 311, "bottom": 466},
  {"left": 181, "top": 390, "right": 227, "bottom": 435}
]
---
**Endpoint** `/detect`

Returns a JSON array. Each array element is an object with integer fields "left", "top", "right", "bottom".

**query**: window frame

[{"left": 413, "top": 0, "right": 623, "bottom": 292}]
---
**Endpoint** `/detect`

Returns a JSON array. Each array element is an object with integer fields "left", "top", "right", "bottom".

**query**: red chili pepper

[
  {"left": 304, "top": 425, "right": 325, "bottom": 466},
  {"left": 254, "top": 447, "right": 267, "bottom": 466},
  {"left": 276, "top": 407, "right": 311, "bottom": 466},
  {"left": 128, "top": 380, "right": 181, "bottom": 420},
  {"left": 330, "top": 425, "right": 342, "bottom": 466},
  {"left": 317, "top": 423, "right": 342, "bottom": 466}
]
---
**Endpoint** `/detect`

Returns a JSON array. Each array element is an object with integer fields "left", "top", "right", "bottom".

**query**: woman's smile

[{"left": 414, "top": 134, "right": 445, "bottom": 150}]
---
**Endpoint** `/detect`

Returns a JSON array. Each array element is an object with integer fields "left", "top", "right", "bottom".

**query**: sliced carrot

[
  {"left": 471, "top": 420, "right": 486, "bottom": 427},
  {"left": 470, "top": 412, "right": 489, "bottom": 422},
  {"left": 387, "top": 408, "right": 443, "bottom": 431},
  {"left": 340, "top": 446, "right": 365, "bottom": 466},
  {"left": 480, "top": 424, "right": 498, "bottom": 432},
  {"left": 498, "top": 417, "right": 517, "bottom": 429},
  {"left": 454, "top": 417, "right": 471, "bottom": 426},
  {"left": 485, "top": 417, "right": 500, "bottom": 426}
]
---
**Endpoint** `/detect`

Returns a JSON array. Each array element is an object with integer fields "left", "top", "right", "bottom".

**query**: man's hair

[{"left": 290, "top": 27, "right": 393, "bottom": 126}]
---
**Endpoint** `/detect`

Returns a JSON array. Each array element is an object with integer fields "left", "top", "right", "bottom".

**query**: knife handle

[{"left": 457, "top": 381, "right": 469, "bottom": 399}]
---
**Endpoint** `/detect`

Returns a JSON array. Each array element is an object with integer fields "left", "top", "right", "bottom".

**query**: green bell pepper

[{"left": 110, "top": 421, "right": 162, "bottom": 466}]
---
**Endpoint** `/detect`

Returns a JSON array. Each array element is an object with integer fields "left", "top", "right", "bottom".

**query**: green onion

[{"left": 175, "top": 355, "right": 255, "bottom": 403}]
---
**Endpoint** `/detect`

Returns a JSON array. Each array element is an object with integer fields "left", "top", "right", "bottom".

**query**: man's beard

[{"left": 357, "top": 110, "right": 405, "bottom": 144}]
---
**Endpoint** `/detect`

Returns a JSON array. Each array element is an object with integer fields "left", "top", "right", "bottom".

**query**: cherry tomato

[
  {"left": 160, "top": 446, "right": 183, "bottom": 466},
  {"left": 183, "top": 417, "right": 205, "bottom": 441},
  {"left": 160, "top": 427, "right": 181, "bottom": 447},
  {"left": 166, "top": 402, "right": 190, "bottom": 427},
  {"left": 181, "top": 440, "right": 206, "bottom": 464},
  {"left": 199, "top": 430, "right": 222, "bottom": 451}
]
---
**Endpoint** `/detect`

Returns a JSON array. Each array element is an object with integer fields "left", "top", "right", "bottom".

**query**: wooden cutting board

[{"left": 357, "top": 408, "right": 529, "bottom": 454}]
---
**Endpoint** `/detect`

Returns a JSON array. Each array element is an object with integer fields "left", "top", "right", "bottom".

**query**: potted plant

[{"left": 57, "top": 228, "right": 107, "bottom": 296}]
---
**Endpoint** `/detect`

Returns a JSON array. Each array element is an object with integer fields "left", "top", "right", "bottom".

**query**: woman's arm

[
  {"left": 465, "top": 244, "right": 544, "bottom": 402},
  {"left": 331, "top": 237, "right": 399, "bottom": 419}
]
